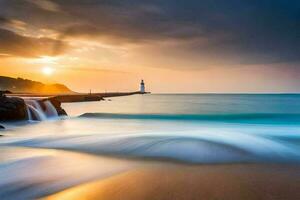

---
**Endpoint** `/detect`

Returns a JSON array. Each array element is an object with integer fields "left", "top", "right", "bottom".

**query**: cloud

[
  {"left": 0, "top": 16, "right": 9, "bottom": 25},
  {"left": 0, "top": 16, "right": 27, "bottom": 31},
  {"left": 25, "top": 0, "right": 61, "bottom": 12},
  {"left": 0, "top": 28, "right": 68, "bottom": 57},
  {"left": 59, "top": 66, "right": 128, "bottom": 74},
  {"left": 0, "top": 0, "right": 299, "bottom": 64}
]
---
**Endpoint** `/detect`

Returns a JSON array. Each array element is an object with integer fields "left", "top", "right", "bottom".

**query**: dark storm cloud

[
  {"left": 0, "top": 0, "right": 299, "bottom": 63},
  {"left": 0, "top": 16, "right": 9, "bottom": 24},
  {"left": 0, "top": 28, "right": 68, "bottom": 57}
]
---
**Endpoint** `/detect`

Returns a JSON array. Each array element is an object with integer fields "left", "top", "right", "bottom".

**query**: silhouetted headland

[{"left": 0, "top": 76, "right": 73, "bottom": 94}]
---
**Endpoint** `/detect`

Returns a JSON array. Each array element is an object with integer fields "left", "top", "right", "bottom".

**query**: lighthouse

[{"left": 140, "top": 80, "right": 145, "bottom": 93}]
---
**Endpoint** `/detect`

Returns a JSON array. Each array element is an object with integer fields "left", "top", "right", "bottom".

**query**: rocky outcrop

[
  {"left": 0, "top": 95, "right": 67, "bottom": 121},
  {"left": 0, "top": 95, "right": 27, "bottom": 121},
  {"left": 47, "top": 98, "right": 67, "bottom": 116},
  {"left": 0, "top": 90, "right": 12, "bottom": 96}
]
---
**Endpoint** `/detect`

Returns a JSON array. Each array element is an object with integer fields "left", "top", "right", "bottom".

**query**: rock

[
  {"left": 84, "top": 95, "right": 104, "bottom": 101},
  {"left": 0, "top": 90, "right": 12, "bottom": 97},
  {"left": 0, "top": 96, "right": 27, "bottom": 120},
  {"left": 0, "top": 124, "right": 4, "bottom": 129},
  {"left": 48, "top": 98, "right": 67, "bottom": 116},
  {"left": 0, "top": 95, "right": 68, "bottom": 121}
]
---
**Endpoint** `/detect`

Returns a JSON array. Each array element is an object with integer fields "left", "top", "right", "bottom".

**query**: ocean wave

[
  {"left": 2, "top": 132, "right": 300, "bottom": 164},
  {"left": 80, "top": 113, "right": 300, "bottom": 123}
]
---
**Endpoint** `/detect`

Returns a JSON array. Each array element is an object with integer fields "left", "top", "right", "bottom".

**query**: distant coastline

[{"left": 0, "top": 76, "right": 74, "bottom": 94}]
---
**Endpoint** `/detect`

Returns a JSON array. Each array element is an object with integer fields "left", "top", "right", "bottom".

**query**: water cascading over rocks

[
  {"left": 25, "top": 99, "right": 60, "bottom": 121},
  {"left": 0, "top": 95, "right": 67, "bottom": 121}
]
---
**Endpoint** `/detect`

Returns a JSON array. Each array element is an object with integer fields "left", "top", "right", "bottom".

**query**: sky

[{"left": 0, "top": 0, "right": 299, "bottom": 93}]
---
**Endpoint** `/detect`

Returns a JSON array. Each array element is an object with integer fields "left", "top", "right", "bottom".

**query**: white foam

[{"left": 25, "top": 100, "right": 58, "bottom": 121}]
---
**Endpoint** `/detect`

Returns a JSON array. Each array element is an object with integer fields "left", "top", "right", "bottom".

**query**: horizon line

[{"left": 150, "top": 92, "right": 300, "bottom": 95}]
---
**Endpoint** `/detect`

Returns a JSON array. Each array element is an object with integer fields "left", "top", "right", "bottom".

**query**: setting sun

[{"left": 42, "top": 67, "right": 54, "bottom": 76}]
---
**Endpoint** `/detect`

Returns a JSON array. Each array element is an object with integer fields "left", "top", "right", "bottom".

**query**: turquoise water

[
  {"left": 66, "top": 94, "right": 300, "bottom": 116},
  {"left": 2, "top": 94, "right": 300, "bottom": 163},
  {"left": 1, "top": 94, "right": 300, "bottom": 198}
]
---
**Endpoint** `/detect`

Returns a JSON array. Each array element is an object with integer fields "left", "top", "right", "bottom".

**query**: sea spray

[{"left": 2, "top": 118, "right": 300, "bottom": 164}]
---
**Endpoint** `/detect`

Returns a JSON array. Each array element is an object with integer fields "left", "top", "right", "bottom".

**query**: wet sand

[{"left": 45, "top": 163, "right": 300, "bottom": 200}]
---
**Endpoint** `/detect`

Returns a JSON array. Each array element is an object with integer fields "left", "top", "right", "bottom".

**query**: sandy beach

[{"left": 44, "top": 163, "right": 300, "bottom": 200}]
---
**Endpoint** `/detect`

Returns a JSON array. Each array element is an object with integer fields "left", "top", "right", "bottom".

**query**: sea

[{"left": 1, "top": 94, "right": 300, "bottom": 199}]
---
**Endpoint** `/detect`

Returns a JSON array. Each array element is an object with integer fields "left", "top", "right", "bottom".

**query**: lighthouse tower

[{"left": 140, "top": 79, "right": 145, "bottom": 93}]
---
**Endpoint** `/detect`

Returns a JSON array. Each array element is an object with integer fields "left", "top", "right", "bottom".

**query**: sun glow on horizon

[{"left": 42, "top": 66, "right": 54, "bottom": 76}]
